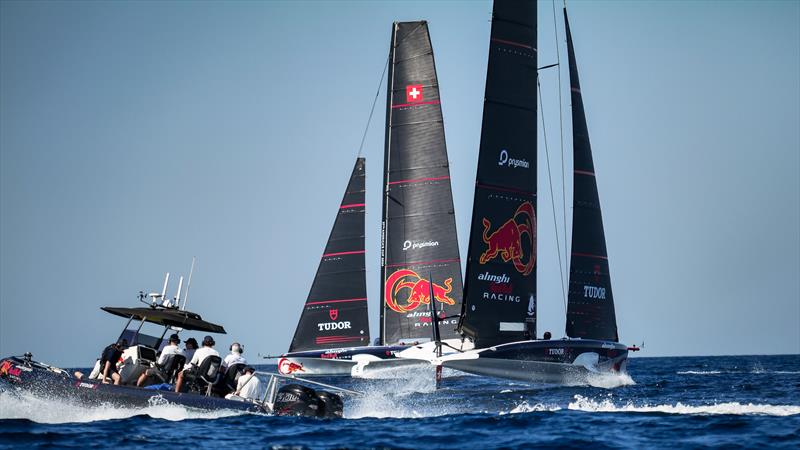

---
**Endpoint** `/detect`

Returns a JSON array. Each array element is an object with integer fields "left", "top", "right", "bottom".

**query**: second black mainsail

[
  {"left": 380, "top": 21, "right": 463, "bottom": 345},
  {"left": 564, "top": 10, "right": 619, "bottom": 342},
  {"left": 289, "top": 157, "right": 370, "bottom": 352},
  {"left": 458, "top": 0, "right": 539, "bottom": 349}
]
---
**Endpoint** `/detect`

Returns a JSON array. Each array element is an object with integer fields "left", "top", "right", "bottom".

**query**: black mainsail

[
  {"left": 380, "top": 21, "right": 463, "bottom": 345},
  {"left": 564, "top": 10, "right": 619, "bottom": 342},
  {"left": 289, "top": 157, "right": 370, "bottom": 352},
  {"left": 458, "top": 0, "right": 539, "bottom": 349}
]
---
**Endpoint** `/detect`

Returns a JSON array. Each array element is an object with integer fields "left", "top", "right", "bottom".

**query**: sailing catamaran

[
  {"left": 408, "top": 0, "right": 633, "bottom": 383},
  {"left": 279, "top": 21, "right": 467, "bottom": 377}
]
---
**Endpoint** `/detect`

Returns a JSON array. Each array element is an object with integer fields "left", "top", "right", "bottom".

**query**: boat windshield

[{"left": 118, "top": 321, "right": 167, "bottom": 350}]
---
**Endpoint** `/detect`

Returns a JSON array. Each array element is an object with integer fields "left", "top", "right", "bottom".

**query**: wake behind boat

[{"left": 1, "top": 273, "right": 357, "bottom": 417}]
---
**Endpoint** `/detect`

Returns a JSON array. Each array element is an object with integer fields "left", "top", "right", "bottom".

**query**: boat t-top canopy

[{"left": 101, "top": 306, "right": 226, "bottom": 334}]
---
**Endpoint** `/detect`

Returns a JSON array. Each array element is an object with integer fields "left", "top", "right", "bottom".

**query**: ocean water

[{"left": 1, "top": 354, "right": 798, "bottom": 449}]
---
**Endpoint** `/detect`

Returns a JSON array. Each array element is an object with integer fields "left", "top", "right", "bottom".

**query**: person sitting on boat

[
  {"left": 225, "top": 366, "right": 262, "bottom": 401},
  {"left": 183, "top": 337, "right": 198, "bottom": 362},
  {"left": 136, "top": 333, "right": 184, "bottom": 387},
  {"left": 174, "top": 335, "right": 219, "bottom": 393},
  {"left": 222, "top": 342, "right": 246, "bottom": 369},
  {"left": 100, "top": 338, "right": 128, "bottom": 385},
  {"left": 543, "top": 331, "right": 552, "bottom": 340}
]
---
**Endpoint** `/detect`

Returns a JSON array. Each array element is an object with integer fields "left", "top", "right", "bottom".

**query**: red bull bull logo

[
  {"left": 278, "top": 358, "right": 305, "bottom": 375},
  {"left": 480, "top": 201, "right": 536, "bottom": 276},
  {"left": 384, "top": 269, "right": 455, "bottom": 313}
]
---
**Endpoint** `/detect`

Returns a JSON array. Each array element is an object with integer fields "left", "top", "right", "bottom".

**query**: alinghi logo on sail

[{"left": 477, "top": 271, "right": 511, "bottom": 284}]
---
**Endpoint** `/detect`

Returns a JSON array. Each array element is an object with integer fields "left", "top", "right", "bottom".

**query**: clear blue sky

[{"left": 1, "top": 1, "right": 798, "bottom": 366}]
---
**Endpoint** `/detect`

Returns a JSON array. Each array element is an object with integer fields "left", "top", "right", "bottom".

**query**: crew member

[
  {"left": 225, "top": 366, "right": 262, "bottom": 401},
  {"left": 222, "top": 342, "right": 246, "bottom": 369},
  {"left": 174, "top": 335, "right": 219, "bottom": 392},
  {"left": 136, "top": 334, "right": 183, "bottom": 387},
  {"left": 183, "top": 337, "right": 198, "bottom": 362},
  {"left": 543, "top": 331, "right": 552, "bottom": 340},
  {"left": 100, "top": 338, "right": 128, "bottom": 385}
]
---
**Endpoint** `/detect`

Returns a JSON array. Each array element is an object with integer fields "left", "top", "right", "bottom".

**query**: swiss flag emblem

[
  {"left": 406, "top": 85, "right": 423, "bottom": 103},
  {"left": 329, "top": 309, "right": 338, "bottom": 321}
]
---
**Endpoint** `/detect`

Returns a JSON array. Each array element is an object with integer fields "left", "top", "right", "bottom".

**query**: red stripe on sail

[
  {"left": 385, "top": 258, "right": 460, "bottom": 269},
  {"left": 388, "top": 176, "right": 450, "bottom": 186},
  {"left": 315, "top": 336, "right": 362, "bottom": 344},
  {"left": 476, "top": 182, "right": 536, "bottom": 196},
  {"left": 571, "top": 252, "right": 608, "bottom": 260},
  {"left": 574, "top": 170, "right": 595, "bottom": 176},
  {"left": 306, "top": 297, "right": 367, "bottom": 306},
  {"left": 340, "top": 203, "right": 365, "bottom": 209},
  {"left": 322, "top": 250, "right": 365, "bottom": 258},
  {"left": 391, "top": 100, "right": 441, "bottom": 109},
  {"left": 491, "top": 38, "right": 533, "bottom": 50}
]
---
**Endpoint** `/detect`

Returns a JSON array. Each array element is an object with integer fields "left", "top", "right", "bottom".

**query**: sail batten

[
  {"left": 458, "top": 0, "right": 538, "bottom": 349},
  {"left": 289, "top": 158, "right": 370, "bottom": 352},
  {"left": 379, "top": 21, "right": 463, "bottom": 346},
  {"left": 564, "top": 9, "right": 619, "bottom": 342}
]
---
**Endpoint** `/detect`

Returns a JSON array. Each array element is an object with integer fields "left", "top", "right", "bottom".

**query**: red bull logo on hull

[
  {"left": 385, "top": 269, "right": 455, "bottom": 313},
  {"left": 479, "top": 201, "right": 536, "bottom": 276},
  {"left": 278, "top": 358, "right": 305, "bottom": 375}
]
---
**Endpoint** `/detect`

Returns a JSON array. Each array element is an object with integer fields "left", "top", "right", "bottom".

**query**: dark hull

[
  {"left": 441, "top": 339, "right": 628, "bottom": 384},
  {"left": 0, "top": 356, "right": 266, "bottom": 413},
  {"left": 279, "top": 345, "right": 409, "bottom": 376}
]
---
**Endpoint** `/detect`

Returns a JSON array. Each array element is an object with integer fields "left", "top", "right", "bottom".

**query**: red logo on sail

[
  {"left": 480, "top": 201, "right": 536, "bottom": 276},
  {"left": 329, "top": 309, "right": 338, "bottom": 321},
  {"left": 406, "top": 85, "right": 423, "bottom": 103},
  {"left": 385, "top": 269, "right": 455, "bottom": 313}
]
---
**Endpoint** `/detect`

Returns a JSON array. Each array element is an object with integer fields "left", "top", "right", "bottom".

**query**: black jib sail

[
  {"left": 564, "top": 10, "right": 619, "bottom": 342},
  {"left": 458, "top": 0, "right": 539, "bottom": 349},
  {"left": 380, "top": 21, "right": 463, "bottom": 345},
  {"left": 289, "top": 157, "right": 370, "bottom": 352}
]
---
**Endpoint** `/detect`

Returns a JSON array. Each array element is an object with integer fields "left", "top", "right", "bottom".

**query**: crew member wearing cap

[
  {"left": 100, "top": 338, "right": 128, "bottom": 385},
  {"left": 225, "top": 366, "right": 262, "bottom": 401},
  {"left": 174, "top": 335, "right": 219, "bottom": 393},
  {"left": 136, "top": 334, "right": 183, "bottom": 387}
]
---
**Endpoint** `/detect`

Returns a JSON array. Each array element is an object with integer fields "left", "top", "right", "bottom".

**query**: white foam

[
  {"left": 677, "top": 370, "right": 723, "bottom": 375},
  {"left": 499, "top": 401, "right": 561, "bottom": 415},
  {"left": 585, "top": 371, "right": 636, "bottom": 389},
  {"left": 0, "top": 389, "right": 247, "bottom": 424},
  {"left": 677, "top": 370, "right": 800, "bottom": 375},
  {"left": 568, "top": 394, "right": 800, "bottom": 417}
]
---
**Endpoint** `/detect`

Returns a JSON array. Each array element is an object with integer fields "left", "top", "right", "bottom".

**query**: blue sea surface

[{"left": 1, "top": 354, "right": 798, "bottom": 449}]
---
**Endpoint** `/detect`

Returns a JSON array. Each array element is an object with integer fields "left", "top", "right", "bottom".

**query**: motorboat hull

[
  {"left": 440, "top": 339, "right": 629, "bottom": 384},
  {"left": 0, "top": 356, "right": 266, "bottom": 413}
]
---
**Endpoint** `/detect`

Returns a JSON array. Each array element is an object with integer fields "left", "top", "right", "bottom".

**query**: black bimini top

[{"left": 101, "top": 307, "right": 226, "bottom": 334}]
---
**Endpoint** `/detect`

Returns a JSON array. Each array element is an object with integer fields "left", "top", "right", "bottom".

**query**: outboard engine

[
  {"left": 273, "top": 384, "right": 320, "bottom": 417},
  {"left": 314, "top": 391, "right": 344, "bottom": 418}
]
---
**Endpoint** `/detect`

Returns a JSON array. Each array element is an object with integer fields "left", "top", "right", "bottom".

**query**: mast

[
  {"left": 289, "top": 157, "right": 370, "bottom": 352},
  {"left": 564, "top": 9, "right": 619, "bottom": 342},
  {"left": 458, "top": 0, "right": 538, "bottom": 349},
  {"left": 379, "top": 21, "right": 463, "bottom": 346}
]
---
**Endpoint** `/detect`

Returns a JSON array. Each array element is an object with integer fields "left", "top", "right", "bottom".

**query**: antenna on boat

[
  {"left": 149, "top": 272, "right": 170, "bottom": 306},
  {"left": 171, "top": 276, "right": 183, "bottom": 309},
  {"left": 182, "top": 257, "right": 196, "bottom": 311}
]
